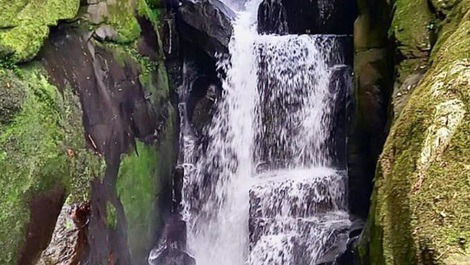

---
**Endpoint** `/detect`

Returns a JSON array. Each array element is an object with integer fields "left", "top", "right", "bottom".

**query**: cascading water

[{"left": 180, "top": 1, "right": 352, "bottom": 264}]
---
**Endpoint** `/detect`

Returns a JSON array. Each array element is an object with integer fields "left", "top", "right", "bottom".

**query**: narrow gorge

[{"left": 0, "top": 0, "right": 468, "bottom": 265}]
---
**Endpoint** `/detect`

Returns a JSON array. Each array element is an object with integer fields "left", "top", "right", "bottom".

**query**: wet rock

[
  {"left": 19, "top": 186, "right": 66, "bottom": 265},
  {"left": 188, "top": 77, "right": 220, "bottom": 133},
  {"left": 149, "top": 247, "right": 196, "bottom": 265},
  {"left": 41, "top": 25, "right": 158, "bottom": 159},
  {"left": 40, "top": 21, "right": 171, "bottom": 265},
  {"left": 335, "top": 216, "right": 364, "bottom": 265},
  {"left": 179, "top": 50, "right": 221, "bottom": 135},
  {"left": 349, "top": 0, "right": 393, "bottom": 217},
  {"left": 257, "top": 0, "right": 288, "bottom": 34},
  {"left": 137, "top": 17, "right": 160, "bottom": 61},
  {"left": 177, "top": 0, "right": 235, "bottom": 58},
  {"left": 148, "top": 215, "right": 195, "bottom": 265},
  {"left": 258, "top": 0, "right": 356, "bottom": 35},
  {"left": 328, "top": 65, "right": 353, "bottom": 169}
]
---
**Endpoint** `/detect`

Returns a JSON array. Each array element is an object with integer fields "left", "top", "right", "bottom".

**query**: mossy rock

[
  {"left": 391, "top": 0, "right": 435, "bottom": 58},
  {"left": 362, "top": 15, "right": 470, "bottom": 265},
  {"left": 0, "top": 0, "right": 80, "bottom": 63},
  {"left": 0, "top": 66, "right": 104, "bottom": 265},
  {"left": 117, "top": 109, "right": 176, "bottom": 265},
  {"left": 0, "top": 70, "right": 25, "bottom": 126}
]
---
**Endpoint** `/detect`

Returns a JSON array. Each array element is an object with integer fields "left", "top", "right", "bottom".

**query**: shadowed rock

[
  {"left": 177, "top": 0, "right": 235, "bottom": 58},
  {"left": 258, "top": 0, "right": 356, "bottom": 35},
  {"left": 148, "top": 215, "right": 195, "bottom": 265}
]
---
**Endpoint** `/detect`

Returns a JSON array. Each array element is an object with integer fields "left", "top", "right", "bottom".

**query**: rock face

[
  {"left": 358, "top": 0, "right": 470, "bottom": 264},
  {"left": 348, "top": 0, "right": 393, "bottom": 219}
]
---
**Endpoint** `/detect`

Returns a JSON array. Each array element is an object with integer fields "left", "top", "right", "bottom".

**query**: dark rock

[
  {"left": 188, "top": 76, "right": 220, "bottom": 133},
  {"left": 258, "top": 0, "right": 356, "bottom": 35},
  {"left": 176, "top": 0, "right": 235, "bottom": 58},
  {"left": 148, "top": 215, "right": 195, "bottom": 265},
  {"left": 137, "top": 17, "right": 160, "bottom": 61},
  {"left": 348, "top": 47, "right": 393, "bottom": 218},
  {"left": 148, "top": 247, "right": 196, "bottom": 265},
  {"left": 41, "top": 25, "right": 159, "bottom": 160},
  {"left": 257, "top": 0, "right": 288, "bottom": 34},
  {"left": 39, "top": 23, "right": 169, "bottom": 265},
  {"left": 19, "top": 186, "right": 66, "bottom": 265},
  {"left": 335, "top": 216, "right": 365, "bottom": 265},
  {"left": 348, "top": 0, "right": 393, "bottom": 220},
  {"left": 328, "top": 65, "right": 353, "bottom": 169},
  {"left": 179, "top": 47, "right": 221, "bottom": 135}
]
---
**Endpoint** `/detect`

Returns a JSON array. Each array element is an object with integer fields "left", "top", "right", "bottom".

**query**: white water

[{"left": 181, "top": 1, "right": 350, "bottom": 264}]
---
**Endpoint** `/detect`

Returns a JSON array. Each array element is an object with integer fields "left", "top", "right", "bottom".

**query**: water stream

[{"left": 181, "top": 1, "right": 351, "bottom": 264}]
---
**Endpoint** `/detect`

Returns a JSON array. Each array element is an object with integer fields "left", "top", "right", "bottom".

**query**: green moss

[
  {"left": 0, "top": 70, "right": 25, "bottom": 126},
  {"left": 117, "top": 109, "right": 176, "bottom": 264},
  {"left": 137, "top": 0, "right": 162, "bottom": 26},
  {"left": 104, "top": 42, "right": 169, "bottom": 106},
  {"left": 106, "top": 201, "right": 118, "bottom": 230},
  {"left": 0, "top": 0, "right": 80, "bottom": 63},
  {"left": 391, "top": 0, "right": 435, "bottom": 57},
  {"left": 107, "top": 0, "right": 142, "bottom": 44},
  {"left": 0, "top": 66, "right": 104, "bottom": 265},
  {"left": 117, "top": 141, "right": 158, "bottom": 262},
  {"left": 364, "top": 16, "right": 470, "bottom": 265}
]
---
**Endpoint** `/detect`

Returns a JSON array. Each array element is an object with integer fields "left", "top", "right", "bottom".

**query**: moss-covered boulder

[
  {"left": 0, "top": 67, "right": 104, "bottom": 265},
  {"left": 360, "top": 0, "right": 470, "bottom": 264}
]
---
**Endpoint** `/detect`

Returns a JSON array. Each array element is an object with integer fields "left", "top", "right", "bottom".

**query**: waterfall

[{"left": 181, "top": 0, "right": 351, "bottom": 264}]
